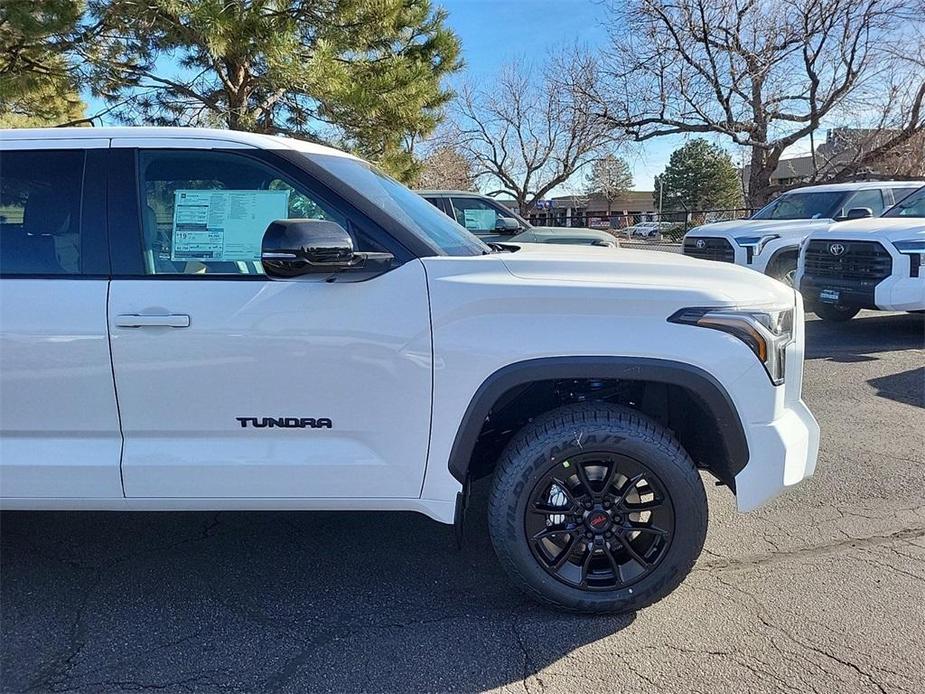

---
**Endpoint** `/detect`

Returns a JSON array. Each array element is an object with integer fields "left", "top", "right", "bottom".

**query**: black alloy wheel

[
  {"left": 525, "top": 452, "right": 674, "bottom": 591},
  {"left": 488, "top": 402, "right": 708, "bottom": 613}
]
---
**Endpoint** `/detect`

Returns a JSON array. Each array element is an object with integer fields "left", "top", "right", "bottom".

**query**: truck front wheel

[
  {"left": 811, "top": 303, "right": 860, "bottom": 322},
  {"left": 487, "top": 402, "right": 708, "bottom": 614}
]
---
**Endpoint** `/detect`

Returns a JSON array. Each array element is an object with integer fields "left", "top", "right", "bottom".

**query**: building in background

[
  {"left": 744, "top": 127, "right": 925, "bottom": 194},
  {"left": 498, "top": 190, "right": 657, "bottom": 228}
]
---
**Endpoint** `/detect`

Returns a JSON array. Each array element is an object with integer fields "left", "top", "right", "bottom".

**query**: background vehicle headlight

[
  {"left": 668, "top": 306, "right": 794, "bottom": 385},
  {"left": 893, "top": 239, "right": 925, "bottom": 277},
  {"left": 734, "top": 234, "right": 780, "bottom": 255}
]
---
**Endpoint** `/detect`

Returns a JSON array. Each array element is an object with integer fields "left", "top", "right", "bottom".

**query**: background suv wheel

[
  {"left": 811, "top": 303, "right": 860, "bottom": 322},
  {"left": 768, "top": 255, "right": 797, "bottom": 286},
  {"left": 488, "top": 402, "right": 707, "bottom": 614}
]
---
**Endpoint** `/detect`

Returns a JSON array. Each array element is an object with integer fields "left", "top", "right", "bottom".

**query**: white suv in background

[
  {"left": 683, "top": 181, "right": 922, "bottom": 285},
  {"left": 796, "top": 185, "right": 925, "bottom": 321},
  {"left": 0, "top": 127, "right": 818, "bottom": 614}
]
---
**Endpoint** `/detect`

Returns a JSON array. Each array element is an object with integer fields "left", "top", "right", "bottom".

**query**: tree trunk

[{"left": 746, "top": 146, "right": 783, "bottom": 209}]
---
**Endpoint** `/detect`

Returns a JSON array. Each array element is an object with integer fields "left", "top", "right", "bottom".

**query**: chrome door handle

[{"left": 115, "top": 314, "right": 191, "bottom": 328}]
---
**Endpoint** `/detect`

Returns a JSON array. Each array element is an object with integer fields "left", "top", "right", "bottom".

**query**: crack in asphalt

[
  {"left": 695, "top": 525, "right": 925, "bottom": 573},
  {"left": 704, "top": 574, "right": 898, "bottom": 694},
  {"left": 509, "top": 610, "right": 541, "bottom": 694},
  {"left": 19, "top": 514, "right": 225, "bottom": 694}
]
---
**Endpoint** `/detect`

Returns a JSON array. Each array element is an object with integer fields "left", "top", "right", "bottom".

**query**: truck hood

[
  {"left": 686, "top": 218, "right": 833, "bottom": 239},
  {"left": 811, "top": 217, "right": 925, "bottom": 242},
  {"left": 498, "top": 244, "right": 794, "bottom": 307}
]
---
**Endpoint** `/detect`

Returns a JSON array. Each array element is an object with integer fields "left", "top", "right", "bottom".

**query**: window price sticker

[{"left": 171, "top": 189, "right": 290, "bottom": 261}]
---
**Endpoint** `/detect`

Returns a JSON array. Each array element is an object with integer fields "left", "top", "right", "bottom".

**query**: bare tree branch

[
  {"left": 565, "top": 0, "right": 923, "bottom": 205},
  {"left": 449, "top": 59, "right": 624, "bottom": 214}
]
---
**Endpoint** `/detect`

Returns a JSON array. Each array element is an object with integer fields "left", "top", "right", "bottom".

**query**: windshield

[
  {"left": 883, "top": 186, "right": 925, "bottom": 218},
  {"left": 307, "top": 154, "right": 489, "bottom": 256},
  {"left": 750, "top": 191, "right": 845, "bottom": 220}
]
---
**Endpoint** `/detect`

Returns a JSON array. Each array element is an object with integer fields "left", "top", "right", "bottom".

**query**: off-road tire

[
  {"left": 487, "top": 402, "right": 708, "bottom": 614},
  {"left": 767, "top": 255, "right": 797, "bottom": 286},
  {"left": 812, "top": 303, "right": 860, "bottom": 322}
]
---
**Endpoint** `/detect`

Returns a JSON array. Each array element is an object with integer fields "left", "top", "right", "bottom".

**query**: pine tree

[
  {"left": 654, "top": 140, "right": 742, "bottom": 212},
  {"left": 0, "top": 0, "right": 85, "bottom": 126},
  {"left": 90, "top": 0, "right": 462, "bottom": 181}
]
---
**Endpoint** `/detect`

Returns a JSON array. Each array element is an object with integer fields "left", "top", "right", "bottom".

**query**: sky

[
  {"left": 82, "top": 0, "right": 818, "bottom": 194},
  {"left": 438, "top": 0, "right": 680, "bottom": 192},
  {"left": 437, "top": 0, "right": 818, "bottom": 194}
]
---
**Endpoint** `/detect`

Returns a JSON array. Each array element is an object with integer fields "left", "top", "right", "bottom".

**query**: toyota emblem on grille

[
  {"left": 829, "top": 243, "right": 847, "bottom": 256},
  {"left": 695, "top": 239, "right": 706, "bottom": 249}
]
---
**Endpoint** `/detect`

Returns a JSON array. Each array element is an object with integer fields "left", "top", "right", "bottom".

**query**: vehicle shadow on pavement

[
  {"left": 867, "top": 366, "right": 925, "bottom": 408},
  {"left": 0, "top": 486, "right": 634, "bottom": 693},
  {"left": 804, "top": 311, "right": 925, "bottom": 363}
]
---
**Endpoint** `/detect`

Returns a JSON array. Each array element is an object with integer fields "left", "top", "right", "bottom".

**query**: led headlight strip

[{"left": 668, "top": 306, "right": 794, "bottom": 385}]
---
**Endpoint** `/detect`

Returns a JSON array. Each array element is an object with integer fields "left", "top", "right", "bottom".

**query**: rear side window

[
  {"left": 0, "top": 150, "right": 85, "bottom": 275},
  {"left": 888, "top": 187, "right": 919, "bottom": 206},
  {"left": 840, "top": 189, "right": 884, "bottom": 216},
  {"left": 423, "top": 197, "right": 447, "bottom": 214}
]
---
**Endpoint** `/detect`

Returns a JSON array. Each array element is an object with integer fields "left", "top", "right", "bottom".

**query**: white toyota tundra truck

[
  {"left": 0, "top": 127, "right": 819, "bottom": 613},
  {"left": 683, "top": 181, "right": 922, "bottom": 285},
  {"left": 796, "top": 185, "right": 925, "bottom": 321}
]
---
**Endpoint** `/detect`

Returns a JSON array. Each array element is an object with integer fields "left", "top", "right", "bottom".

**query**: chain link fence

[{"left": 528, "top": 208, "right": 754, "bottom": 253}]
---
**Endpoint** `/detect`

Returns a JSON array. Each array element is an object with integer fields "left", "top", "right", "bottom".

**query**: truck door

[
  {"left": 106, "top": 144, "right": 432, "bottom": 499},
  {"left": 0, "top": 141, "right": 123, "bottom": 499}
]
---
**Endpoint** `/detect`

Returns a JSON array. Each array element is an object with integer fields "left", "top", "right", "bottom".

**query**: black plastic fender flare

[
  {"left": 446, "top": 356, "right": 749, "bottom": 486},
  {"left": 764, "top": 245, "right": 799, "bottom": 276}
]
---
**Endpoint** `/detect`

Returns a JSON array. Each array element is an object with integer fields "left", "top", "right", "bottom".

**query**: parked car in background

[
  {"left": 627, "top": 222, "right": 660, "bottom": 237},
  {"left": 682, "top": 181, "right": 922, "bottom": 285},
  {"left": 796, "top": 185, "right": 925, "bottom": 321},
  {"left": 1, "top": 127, "right": 818, "bottom": 615},
  {"left": 418, "top": 190, "right": 618, "bottom": 247},
  {"left": 625, "top": 222, "right": 660, "bottom": 237},
  {"left": 629, "top": 221, "right": 683, "bottom": 239}
]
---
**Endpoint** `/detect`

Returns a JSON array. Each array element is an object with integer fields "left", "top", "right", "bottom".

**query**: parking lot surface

[{"left": 1, "top": 311, "right": 923, "bottom": 694}]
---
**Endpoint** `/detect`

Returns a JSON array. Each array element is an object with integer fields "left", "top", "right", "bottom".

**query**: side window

[
  {"left": 138, "top": 150, "right": 354, "bottom": 275},
  {"left": 841, "top": 189, "right": 884, "bottom": 216},
  {"left": 450, "top": 197, "right": 501, "bottom": 233},
  {"left": 423, "top": 197, "right": 447, "bottom": 215},
  {"left": 888, "top": 187, "right": 917, "bottom": 206},
  {"left": 0, "top": 149, "right": 85, "bottom": 275}
]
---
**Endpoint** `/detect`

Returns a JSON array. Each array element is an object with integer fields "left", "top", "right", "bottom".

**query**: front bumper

[
  {"left": 797, "top": 241, "right": 925, "bottom": 312},
  {"left": 733, "top": 401, "right": 819, "bottom": 511},
  {"left": 728, "top": 296, "right": 820, "bottom": 511}
]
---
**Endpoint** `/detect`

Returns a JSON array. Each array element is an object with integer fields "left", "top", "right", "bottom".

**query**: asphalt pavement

[{"left": 1, "top": 310, "right": 923, "bottom": 693}]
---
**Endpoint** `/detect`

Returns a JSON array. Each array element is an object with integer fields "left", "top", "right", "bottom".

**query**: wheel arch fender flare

[
  {"left": 446, "top": 356, "right": 750, "bottom": 486},
  {"left": 764, "top": 244, "right": 799, "bottom": 275}
]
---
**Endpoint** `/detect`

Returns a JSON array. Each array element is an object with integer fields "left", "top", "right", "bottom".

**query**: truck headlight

[
  {"left": 668, "top": 306, "right": 794, "bottom": 385},
  {"left": 893, "top": 239, "right": 925, "bottom": 278},
  {"left": 734, "top": 234, "right": 780, "bottom": 262}
]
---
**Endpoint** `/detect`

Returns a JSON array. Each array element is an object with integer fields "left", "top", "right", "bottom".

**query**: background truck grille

[
  {"left": 803, "top": 240, "right": 892, "bottom": 281},
  {"left": 683, "top": 237, "right": 734, "bottom": 262}
]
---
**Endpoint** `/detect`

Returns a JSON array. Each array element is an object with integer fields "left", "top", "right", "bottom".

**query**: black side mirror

[
  {"left": 845, "top": 207, "right": 874, "bottom": 220},
  {"left": 495, "top": 217, "right": 521, "bottom": 234},
  {"left": 261, "top": 219, "right": 393, "bottom": 281}
]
